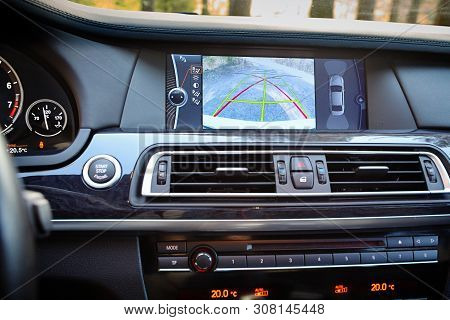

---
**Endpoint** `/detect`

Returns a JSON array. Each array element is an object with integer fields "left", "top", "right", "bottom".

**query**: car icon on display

[{"left": 329, "top": 75, "right": 345, "bottom": 116}]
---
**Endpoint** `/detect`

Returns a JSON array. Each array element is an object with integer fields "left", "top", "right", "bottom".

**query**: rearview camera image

[{"left": 202, "top": 56, "right": 316, "bottom": 130}]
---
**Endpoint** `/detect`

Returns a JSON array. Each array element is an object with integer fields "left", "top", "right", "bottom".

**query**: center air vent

[
  {"left": 170, "top": 153, "right": 276, "bottom": 193},
  {"left": 326, "top": 154, "right": 428, "bottom": 192}
]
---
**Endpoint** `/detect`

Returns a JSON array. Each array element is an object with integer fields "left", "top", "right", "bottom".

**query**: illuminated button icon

[
  {"left": 387, "top": 237, "right": 413, "bottom": 248},
  {"left": 361, "top": 252, "right": 387, "bottom": 264},
  {"left": 38, "top": 140, "right": 45, "bottom": 149},
  {"left": 291, "top": 157, "right": 313, "bottom": 171},
  {"left": 254, "top": 288, "right": 269, "bottom": 297},
  {"left": 157, "top": 257, "right": 188, "bottom": 270},
  {"left": 191, "top": 66, "right": 202, "bottom": 74},
  {"left": 291, "top": 172, "right": 314, "bottom": 189},
  {"left": 157, "top": 242, "right": 186, "bottom": 253},
  {"left": 193, "top": 82, "right": 200, "bottom": 89},
  {"left": 334, "top": 284, "right": 349, "bottom": 294},
  {"left": 305, "top": 254, "right": 333, "bottom": 266}
]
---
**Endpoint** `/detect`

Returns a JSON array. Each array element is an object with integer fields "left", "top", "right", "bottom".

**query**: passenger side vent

[
  {"left": 170, "top": 153, "right": 276, "bottom": 193},
  {"left": 326, "top": 154, "right": 427, "bottom": 192}
]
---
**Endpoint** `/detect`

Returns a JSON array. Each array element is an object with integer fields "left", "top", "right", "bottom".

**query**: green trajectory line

[
  {"left": 261, "top": 75, "right": 267, "bottom": 122},
  {"left": 212, "top": 75, "right": 252, "bottom": 116}
]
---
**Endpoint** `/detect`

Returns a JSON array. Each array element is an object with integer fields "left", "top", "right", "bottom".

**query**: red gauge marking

[{"left": 9, "top": 107, "right": 17, "bottom": 118}]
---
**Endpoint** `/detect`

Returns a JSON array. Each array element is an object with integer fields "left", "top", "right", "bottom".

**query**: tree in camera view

[{"left": 71, "top": 0, "right": 449, "bottom": 26}]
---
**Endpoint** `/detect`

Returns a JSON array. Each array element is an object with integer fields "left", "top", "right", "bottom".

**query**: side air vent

[
  {"left": 326, "top": 154, "right": 428, "bottom": 192},
  {"left": 170, "top": 153, "right": 276, "bottom": 193}
]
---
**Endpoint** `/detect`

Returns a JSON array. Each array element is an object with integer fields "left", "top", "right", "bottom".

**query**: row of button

[
  {"left": 216, "top": 251, "right": 438, "bottom": 269},
  {"left": 158, "top": 250, "right": 437, "bottom": 271},
  {"left": 387, "top": 236, "right": 438, "bottom": 248},
  {"left": 156, "top": 235, "right": 438, "bottom": 255}
]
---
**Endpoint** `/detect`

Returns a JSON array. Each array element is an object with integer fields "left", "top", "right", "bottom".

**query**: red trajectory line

[{"left": 213, "top": 78, "right": 264, "bottom": 117}]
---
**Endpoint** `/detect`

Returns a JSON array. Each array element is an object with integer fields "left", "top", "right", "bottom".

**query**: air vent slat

[
  {"left": 326, "top": 154, "right": 427, "bottom": 193},
  {"left": 170, "top": 153, "right": 276, "bottom": 193},
  {"left": 327, "top": 161, "right": 420, "bottom": 164},
  {"left": 331, "top": 181, "right": 425, "bottom": 185},
  {"left": 171, "top": 182, "right": 275, "bottom": 186}
]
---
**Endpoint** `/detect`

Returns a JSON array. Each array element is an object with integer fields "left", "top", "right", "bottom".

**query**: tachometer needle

[{"left": 43, "top": 107, "right": 49, "bottom": 131}]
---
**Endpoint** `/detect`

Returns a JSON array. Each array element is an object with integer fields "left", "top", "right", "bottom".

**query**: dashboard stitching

[{"left": 21, "top": 0, "right": 450, "bottom": 49}]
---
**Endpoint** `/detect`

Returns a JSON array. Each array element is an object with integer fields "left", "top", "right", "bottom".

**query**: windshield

[{"left": 71, "top": 0, "right": 449, "bottom": 26}]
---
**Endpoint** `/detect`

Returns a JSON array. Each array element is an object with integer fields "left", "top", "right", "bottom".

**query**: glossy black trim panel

[{"left": 19, "top": 132, "right": 450, "bottom": 223}]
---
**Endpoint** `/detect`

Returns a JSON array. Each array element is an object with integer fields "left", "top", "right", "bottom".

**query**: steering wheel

[{"left": 0, "top": 134, "right": 36, "bottom": 299}]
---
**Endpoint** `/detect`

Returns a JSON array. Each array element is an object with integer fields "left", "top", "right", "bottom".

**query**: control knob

[{"left": 191, "top": 247, "right": 216, "bottom": 272}]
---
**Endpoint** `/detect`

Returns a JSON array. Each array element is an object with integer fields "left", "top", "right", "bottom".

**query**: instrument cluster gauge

[
  {"left": 0, "top": 56, "right": 24, "bottom": 134},
  {"left": 25, "top": 99, "right": 67, "bottom": 137}
]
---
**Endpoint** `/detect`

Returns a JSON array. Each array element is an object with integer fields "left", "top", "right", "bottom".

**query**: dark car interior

[{"left": 0, "top": 0, "right": 449, "bottom": 300}]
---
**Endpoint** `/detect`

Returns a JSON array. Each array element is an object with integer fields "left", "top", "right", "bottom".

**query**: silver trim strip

[
  {"left": 51, "top": 214, "right": 450, "bottom": 231},
  {"left": 216, "top": 260, "right": 438, "bottom": 271},
  {"left": 159, "top": 268, "right": 191, "bottom": 272},
  {"left": 171, "top": 54, "right": 179, "bottom": 87},
  {"left": 157, "top": 261, "right": 437, "bottom": 272},
  {"left": 141, "top": 150, "right": 450, "bottom": 197}
]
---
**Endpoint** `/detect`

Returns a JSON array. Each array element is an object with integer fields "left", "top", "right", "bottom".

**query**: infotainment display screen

[{"left": 166, "top": 54, "right": 367, "bottom": 131}]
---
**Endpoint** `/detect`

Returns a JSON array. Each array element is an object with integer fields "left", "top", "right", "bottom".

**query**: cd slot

[
  {"left": 186, "top": 238, "right": 386, "bottom": 253},
  {"left": 251, "top": 239, "right": 386, "bottom": 252}
]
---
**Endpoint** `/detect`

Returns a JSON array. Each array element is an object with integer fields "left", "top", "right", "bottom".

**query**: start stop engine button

[
  {"left": 88, "top": 158, "right": 115, "bottom": 183},
  {"left": 83, "top": 155, "right": 121, "bottom": 189}
]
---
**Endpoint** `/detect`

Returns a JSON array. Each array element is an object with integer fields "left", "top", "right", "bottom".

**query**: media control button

[
  {"left": 413, "top": 235, "right": 438, "bottom": 247},
  {"left": 387, "top": 236, "right": 413, "bottom": 248},
  {"left": 157, "top": 242, "right": 187, "bottom": 254},
  {"left": 305, "top": 254, "right": 333, "bottom": 266},
  {"left": 387, "top": 251, "right": 413, "bottom": 263},
  {"left": 291, "top": 172, "right": 314, "bottom": 189},
  {"left": 276, "top": 254, "right": 305, "bottom": 267},
  {"left": 361, "top": 252, "right": 387, "bottom": 264},
  {"left": 217, "top": 256, "right": 247, "bottom": 269},
  {"left": 158, "top": 257, "right": 188, "bottom": 270},
  {"left": 247, "top": 255, "right": 276, "bottom": 268},
  {"left": 333, "top": 253, "right": 360, "bottom": 265},
  {"left": 291, "top": 157, "right": 313, "bottom": 171},
  {"left": 413, "top": 250, "right": 438, "bottom": 262}
]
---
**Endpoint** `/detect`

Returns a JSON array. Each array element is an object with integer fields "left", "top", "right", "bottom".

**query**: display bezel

[{"left": 165, "top": 50, "right": 368, "bottom": 133}]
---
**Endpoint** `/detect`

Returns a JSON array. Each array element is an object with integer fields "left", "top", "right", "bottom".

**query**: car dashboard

[{"left": 1, "top": 0, "right": 450, "bottom": 300}]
